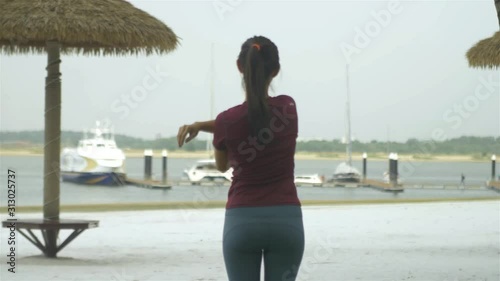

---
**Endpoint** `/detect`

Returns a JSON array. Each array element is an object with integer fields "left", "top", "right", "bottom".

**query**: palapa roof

[
  {"left": 0, "top": 0, "right": 179, "bottom": 56},
  {"left": 466, "top": 0, "right": 500, "bottom": 69},
  {"left": 466, "top": 31, "right": 500, "bottom": 69}
]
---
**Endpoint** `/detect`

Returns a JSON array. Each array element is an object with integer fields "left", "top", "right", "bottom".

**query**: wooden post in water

[
  {"left": 144, "top": 149, "right": 153, "bottom": 181},
  {"left": 388, "top": 153, "right": 396, "bottom": 186},
  {"left": 162, "top": 149, "right": 168, "bottom": 184},
  {"left": 393, "top": 153, "right": 399, "bottom": 186},
  {"left": 362, "top": 152, "right": 367, "bottom": 180},
  {"left": 492, "top": 154, "right": 497, "bottom": 181},
  {"left": 388, "top": 153, "right": 392, "bottom": 183}
]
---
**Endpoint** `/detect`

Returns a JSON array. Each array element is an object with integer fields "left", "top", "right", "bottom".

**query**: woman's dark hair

[{"left": 237, "top": 36, "right": 280, "bottom": 138}]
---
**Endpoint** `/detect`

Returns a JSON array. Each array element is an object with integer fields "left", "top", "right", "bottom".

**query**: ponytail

[
  {"left": 237, "top": 36, "right": 280, "bottom": 138},
  {"left": 244, "top": 44, "right": 270, "bottom": 137}
]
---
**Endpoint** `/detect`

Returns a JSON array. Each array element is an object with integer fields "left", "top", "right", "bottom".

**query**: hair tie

[{"left": 251, "top": 43, "right": 261, "bottom": 51}]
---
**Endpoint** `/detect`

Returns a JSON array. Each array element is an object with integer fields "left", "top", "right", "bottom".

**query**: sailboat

[
  {"left": 332, "top": 65, "right": 361, "bottom": 183},
  {"left": 184, "top": 44, "right": 233, "bottom": 184}
]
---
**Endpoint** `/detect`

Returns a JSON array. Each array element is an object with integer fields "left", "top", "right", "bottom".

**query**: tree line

[{"left": 0, "top": 130, "right": 498, "bottom": 156}]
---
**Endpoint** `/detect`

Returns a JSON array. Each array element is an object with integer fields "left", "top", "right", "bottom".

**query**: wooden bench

[{"left": 2, "top": 219, "right": 99, "bottom": 257}]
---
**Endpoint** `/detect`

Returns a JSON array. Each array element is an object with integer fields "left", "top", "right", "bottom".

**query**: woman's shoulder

[
  {"left": 216, "top": 102, "right": 247, "bottom": 121},
  {"left": 272, "top": 94, "right": 296, "bottom": 105},
  {"left": 270, "top": 95, "right": 297, "bottom": 110}
]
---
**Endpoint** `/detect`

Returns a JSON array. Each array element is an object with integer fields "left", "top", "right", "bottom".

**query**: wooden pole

[
  {"left": 492, "top": 154, "right": 497, "bottom": 181},
  {"left": 162, "top": 149, "right": 168, "bottom": 184},
  {"left": 144, "top": 149, "right": 153, "bottom": 181},
  {"left": 362, "top": 152, "right": 367, "bottom": 180},
  {"left": 44, "top": 40, "right": 62, "bottom": 258}
]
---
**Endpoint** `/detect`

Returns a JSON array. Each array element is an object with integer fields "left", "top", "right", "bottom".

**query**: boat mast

[
  {"left": 206, "top": 43, "right": 215, "bottom": 158},
  {"left": 345, "top": 64, "right": 352, "bottom": 167}
]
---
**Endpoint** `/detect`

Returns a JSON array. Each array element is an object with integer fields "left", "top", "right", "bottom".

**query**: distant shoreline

[{"left": 0, "top": 149, "right": 490, "bottom": 162}]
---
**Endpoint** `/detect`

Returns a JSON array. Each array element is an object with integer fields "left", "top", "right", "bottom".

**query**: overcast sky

[{"left": 0, "top": 0, "right": 499, "bottom": 142}]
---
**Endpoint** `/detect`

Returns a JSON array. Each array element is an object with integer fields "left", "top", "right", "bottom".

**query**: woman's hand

[
  {"left": 177, "top": 120, "right": 216, "bottom": 147},
  {"left": 177, "top": 123, "right": 200, "bottom": 147}
]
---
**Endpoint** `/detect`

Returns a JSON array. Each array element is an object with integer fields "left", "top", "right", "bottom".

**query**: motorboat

[
  {"left": 184, "top": 159, "right": 233, "bottom": 184},
  {"left": 295, "top": 174, "right": 324, "bottom": 187},
  {"left": 60, "top": 121, "right": 126, "bottom": 186}
]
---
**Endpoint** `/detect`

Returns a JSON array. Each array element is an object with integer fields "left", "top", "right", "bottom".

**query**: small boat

[
  {"left": 60, "top": 121, "right": 126, "bottom": 186},
  {"left": 331, "top": 65, "right": 361, "bottom": 183},
  {"left": 184, "top": 159, "right": 233, "bottom": 184},
  {"left": 332, "top": 162, "right": 361, "bottom": 183},
  {"left": 295, "top": 174, "right": 324, "bottom": 187}
]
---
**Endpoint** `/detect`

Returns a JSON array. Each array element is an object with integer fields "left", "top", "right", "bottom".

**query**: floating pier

[
  {"left": 361, "top": 178, "right": 404, "bottom": 192},
  {"left": 125, "top": 177, "right": 172, "bottom": 190},
  {"left": 487, "top": 181, "right": 500, "bottom": 192},
  {"left": 125, "top": 149, "right": 172, "bottom": 190}
]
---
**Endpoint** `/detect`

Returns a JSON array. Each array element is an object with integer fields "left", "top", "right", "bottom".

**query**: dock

[
  {"left": 487, "top": 180, "right": 500, "bottom": 192},
  {"left": 360, "top": 178, "right": 404, "bottom": 192},
  {"left": 125, "top": 177, "right": 172, "bottom": 190},
  {"left": 122, "top": 179, "right": 494, "bottom": 193}
]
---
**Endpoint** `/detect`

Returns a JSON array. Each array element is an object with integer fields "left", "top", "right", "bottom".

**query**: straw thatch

[
  {"left": 0, "top": 0, "right": 179, "bottom": 55},
  {"left": 466, "top": 0, "right": 500, "bottom": 69},
  {"left": 467, "top": 31, "right": 500, "bottom": 69}
]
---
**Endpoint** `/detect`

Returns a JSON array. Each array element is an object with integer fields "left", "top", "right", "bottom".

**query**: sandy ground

[{"left": 0, "top": 201, "right": 499, "bottom": 281}]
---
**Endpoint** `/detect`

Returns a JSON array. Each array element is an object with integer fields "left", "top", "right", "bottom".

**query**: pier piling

[
  {"left": 492, "top": 154, "right": 496, "bottom": 181},
  {"left": 162, "top": 149, "right": 168, "bottom": 184},
  {"left": 362, "top": 152, "right": 367, "bottom": 180},
  {"left": 144, "top": 149, "right": 153, "bottom": 180}
]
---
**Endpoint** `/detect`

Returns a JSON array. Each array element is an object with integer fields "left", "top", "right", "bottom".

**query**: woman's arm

[
  {"left": 195, "top": 120, "right": 216, "bottom": 133},
  {"left": 214, "top": 148, "right": 230, "bottom": 172},
  {"left": 177, "top": 120, "right": 215, "bottom": 147}
]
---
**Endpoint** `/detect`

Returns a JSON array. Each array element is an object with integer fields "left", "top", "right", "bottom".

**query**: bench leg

[
  {"left": 57, "top": 229, "right": 84, "bottom": 253},
  {"left": 17, "top": 229, "right": 47, "bottom": 255},
  {"left": 16, "top": 227, "right": 92, "bottom": 258}
]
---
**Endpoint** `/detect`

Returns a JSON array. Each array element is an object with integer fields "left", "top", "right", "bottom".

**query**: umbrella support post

[{"left": 43, "top": 229, "right": 59, "bottom": 258}]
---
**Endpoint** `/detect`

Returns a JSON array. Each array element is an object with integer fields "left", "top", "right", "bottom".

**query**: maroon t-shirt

[{"left": 213, "top": 95, "right": 301, "bottom": 209}]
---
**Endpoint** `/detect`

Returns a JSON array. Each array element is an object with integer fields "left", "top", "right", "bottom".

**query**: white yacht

[
  {"left": 60, "top": 121, "right": 126, "bottom": 185},
  {"left": 294, "top": 174, "right": 324, "bottom": 187},
  {"left": 184, "top": 159, "right": 233, "bottom": 184}
]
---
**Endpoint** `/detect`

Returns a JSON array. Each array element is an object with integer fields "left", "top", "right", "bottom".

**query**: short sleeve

[
  {"left": 212, "top": 112, "right": 226, "bottom": 150},
  {"left": 281, "top": 95, "right": 298, "bottom": 136}
]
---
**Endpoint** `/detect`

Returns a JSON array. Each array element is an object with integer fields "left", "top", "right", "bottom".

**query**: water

[{"left": 0, "top": 156, "right": 497, "bottom": 207}]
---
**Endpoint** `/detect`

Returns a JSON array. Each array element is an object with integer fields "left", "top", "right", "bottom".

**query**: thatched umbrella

[
  {"left": 466, "top": 0, "right": 500, "bottom": 69},
  {"left": 0, "top": 0, "right": 178, "bottom": 257}
]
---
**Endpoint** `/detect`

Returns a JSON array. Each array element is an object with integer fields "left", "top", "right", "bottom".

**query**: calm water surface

[{"left": 0, "top": 155, "right": 497, "bottom": 206}]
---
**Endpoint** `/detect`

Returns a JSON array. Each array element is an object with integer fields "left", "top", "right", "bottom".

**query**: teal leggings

[{"left": 223, "top": 205, "right": 305, "bottom": 281}]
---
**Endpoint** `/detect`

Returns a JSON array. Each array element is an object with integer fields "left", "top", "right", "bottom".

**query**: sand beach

[{"left": 0, "top": 200, "right": 498, "bottom": 281}]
